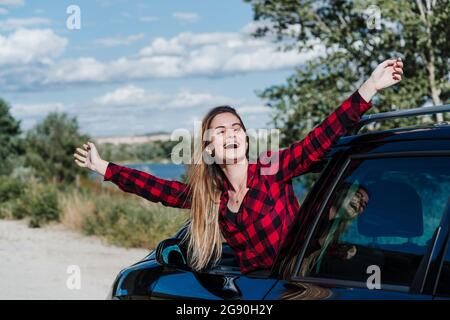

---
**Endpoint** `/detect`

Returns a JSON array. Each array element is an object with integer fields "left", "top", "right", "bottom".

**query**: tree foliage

[
  {"left": 244, "top": 0, "right": 450, "bottom": 146},
  {"left": 0, "top": 98, "right": 23, "bottom": 176},
  {"left": 24, "top": 112, "right": 90, "bottom": 184}
]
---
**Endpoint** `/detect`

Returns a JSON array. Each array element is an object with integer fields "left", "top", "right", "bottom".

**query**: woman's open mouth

[
  {"left": 349, "top": 200, "right": 358, "bottom": 211},
  {"left": 223, "top": 142, "right": 239, "bottom": 149}
]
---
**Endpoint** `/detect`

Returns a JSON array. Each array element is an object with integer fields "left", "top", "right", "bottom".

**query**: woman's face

[
  {"left": 207, "top": 112, "right": 248, "bottom": 165},
  {"left": 343, "top": 188, "right": 369, "bottom": 219}
]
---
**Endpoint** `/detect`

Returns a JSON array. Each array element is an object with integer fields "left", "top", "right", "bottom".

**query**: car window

[{"left": 297, "top": 156, "right": 450, "bottom": 289}]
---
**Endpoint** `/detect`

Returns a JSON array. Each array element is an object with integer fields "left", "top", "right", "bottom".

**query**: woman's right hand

[{"left": 73, "top": 141, "right": 109, "bottom": 176}]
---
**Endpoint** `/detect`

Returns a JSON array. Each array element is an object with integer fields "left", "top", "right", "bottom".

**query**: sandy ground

[{"left": 0, "top": 219, "right": 149, "bottom": 300}]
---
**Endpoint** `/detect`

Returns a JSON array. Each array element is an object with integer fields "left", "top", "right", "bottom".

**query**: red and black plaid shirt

[{"left": 103, "top": 90, "right": 372, "bottom": 274}]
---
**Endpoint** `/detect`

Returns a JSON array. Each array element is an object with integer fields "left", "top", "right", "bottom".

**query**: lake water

[
  {"left": 89, "top": 162, "right": 186, "bottom": 182},
  {"left": 126, "top": 162, "right": 187, "bottom": 180}
]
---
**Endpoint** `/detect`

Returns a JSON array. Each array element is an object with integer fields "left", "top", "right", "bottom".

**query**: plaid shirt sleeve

[
  {"left": 103, "top": 162, "right": 192, "bottom": 209},
  {"left": 262, "top": 90, "right": 372, "bottom": 182}
]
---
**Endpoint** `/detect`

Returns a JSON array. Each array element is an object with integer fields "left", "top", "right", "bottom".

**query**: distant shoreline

[{"left": 93, "top": 133, "right": 171, "bottom": 145}]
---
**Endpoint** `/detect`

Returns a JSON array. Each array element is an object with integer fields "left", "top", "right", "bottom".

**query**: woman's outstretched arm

[
  {"left": 74, "top": 142, "right": 192, "bottom": 209},
  {"left": 265, "top": 58, "right": 404, "bottom": 183}
]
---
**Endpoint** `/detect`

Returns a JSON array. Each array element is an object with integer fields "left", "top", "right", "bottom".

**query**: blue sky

[{"left": 0, "top": 0, "right": 317, "bottom": 137}]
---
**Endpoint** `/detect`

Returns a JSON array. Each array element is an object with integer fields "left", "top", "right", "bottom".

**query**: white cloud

[
  {"left": 168, "top": 89, "right": 228, "bottom": 108},
  {"left": 10, "top": 101, "right": 66, "bottom": 131},
  {"left": 42, "top": 29, "right": 322, "bottom": 85},
  {"left": 139, "top": 37, "right": 185, "bottom": 56},
  {"left": 0, "top": 0, "right": 24, "bottom": 7},
  {"left": 1, "top": 22, "right": 323, "bottom": 90},
  {"left": 94, "top": 33, "right": 145, "bottom": 47},
  {"left": 44, "top": 57, "right": 107, "bottom": 83},
  {"left": 82, "top": 85, "right": 274, "bottom": 136},
  {"left": 8, "top": 87, "right": 273, "bottom": 137},
  {"left": 0, "top": 28, "right": 67, "bottom": 65},
  {"left": 94, "top": 85, "right": 156, "bottom": 106},
  {"left": 0, "top": 8, "right": 8, "bottom": 14},
  {"left": 11, "top": 102, "right": 65, "bottom": 116},
  {"left": 172, "top": 31, "right": 238, "bottom": 47},
  {"left": 94, "top": 85, "right": 232, "bottom": 110},
  {"left": 0, "top": 17, "right": 51, "bottom": 31},
  {"left": 172, "top": 12, "right": 199, "bottom": 23}
]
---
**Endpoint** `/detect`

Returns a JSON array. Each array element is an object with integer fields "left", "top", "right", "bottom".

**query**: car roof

[
  {"left": 340, "top": 123, "right": 450, "bottom": 145},
  {"left": 323, "top": 123, "right": 450, "bottom": 159}
]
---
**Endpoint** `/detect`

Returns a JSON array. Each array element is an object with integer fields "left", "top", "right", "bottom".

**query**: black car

[{"left": 108, "top": 104, "right": 450, "bottom": 300}]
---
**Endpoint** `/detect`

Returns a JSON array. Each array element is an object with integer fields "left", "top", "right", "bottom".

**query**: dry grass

[
  {"left": 59, "top": 176, "right": 189, "bottom": 249},
  {"left": 60, "top": 189, "right": 95, "bottom": 231},
  {"left": 1, "top": 173, "right": 189, "bottom": 249}
]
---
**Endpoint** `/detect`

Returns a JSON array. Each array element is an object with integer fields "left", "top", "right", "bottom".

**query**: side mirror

[{"left": 155, "top": 238, "right": 189, "bottom": 269}]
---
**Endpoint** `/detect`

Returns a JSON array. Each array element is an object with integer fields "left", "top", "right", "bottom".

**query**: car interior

[{"left": 316, "top": 179, "right": 428, "bottom": 287}]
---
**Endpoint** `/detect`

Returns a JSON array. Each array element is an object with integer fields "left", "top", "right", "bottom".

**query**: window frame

[
  {"left": 289, "top": 151, "right": 450, "bottom": 294},
  {"left": 433, "top": 236, "right": 450, "bottom": 297}
]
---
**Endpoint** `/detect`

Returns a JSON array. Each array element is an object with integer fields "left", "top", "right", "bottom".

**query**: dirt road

[{"left": 0, "top": 219, "right": 149, "bottom": 300}]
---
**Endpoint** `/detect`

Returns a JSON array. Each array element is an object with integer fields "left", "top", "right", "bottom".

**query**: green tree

[
  {"left": 244, "top": 0, "right": 449, "bottom": 191},
  {"left": 0, "top": 98, "right": 24, "bottom": 176},
  {"left": 24, "top": 112, "right": 90, "bottom": 184}
]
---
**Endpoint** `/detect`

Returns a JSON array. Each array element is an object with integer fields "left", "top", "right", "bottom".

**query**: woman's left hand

[
  {"left": 370, "top": 57, "right": 404, "bottom": 91},
  {"left": 358, "top": 57, "right": 404, "bottom": 102}
]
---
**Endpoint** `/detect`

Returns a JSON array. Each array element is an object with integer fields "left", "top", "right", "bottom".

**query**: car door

[
  {"left": 148, "top": 228, "right": 278, "bottom": 300},
  {"left": 150, "top": 265, "right": 277, "bottom": 300},
  {"left": 266, "top": 154, "right": 450, "bottom": 299}
]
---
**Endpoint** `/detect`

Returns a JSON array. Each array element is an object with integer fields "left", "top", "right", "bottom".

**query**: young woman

[{"left": 74, "top": 58, "right": 403, "bottom": 274}]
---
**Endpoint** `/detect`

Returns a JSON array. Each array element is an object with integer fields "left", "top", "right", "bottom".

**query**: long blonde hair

[{"left": 180, "top": 105, "right": 248, "bottom": 272}]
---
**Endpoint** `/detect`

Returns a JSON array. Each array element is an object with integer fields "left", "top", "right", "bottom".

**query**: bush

[
  {"left": 0, "top": 176, "right": 26, "bottom": 203},
  {"left": 0, "top": 176, "right": 28, "bottom": 219},
  {"left": 0, "top": 201, "right": 15, "bottom": 219},
  {"left": 81, "top": 193, "right": 188, "bottom": 248},
  {"left": 27, "top": 186, "right": 60, "bottom": 228},
  {"left": 10, "top": 182, "right": 60, "bottom": 227}
]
